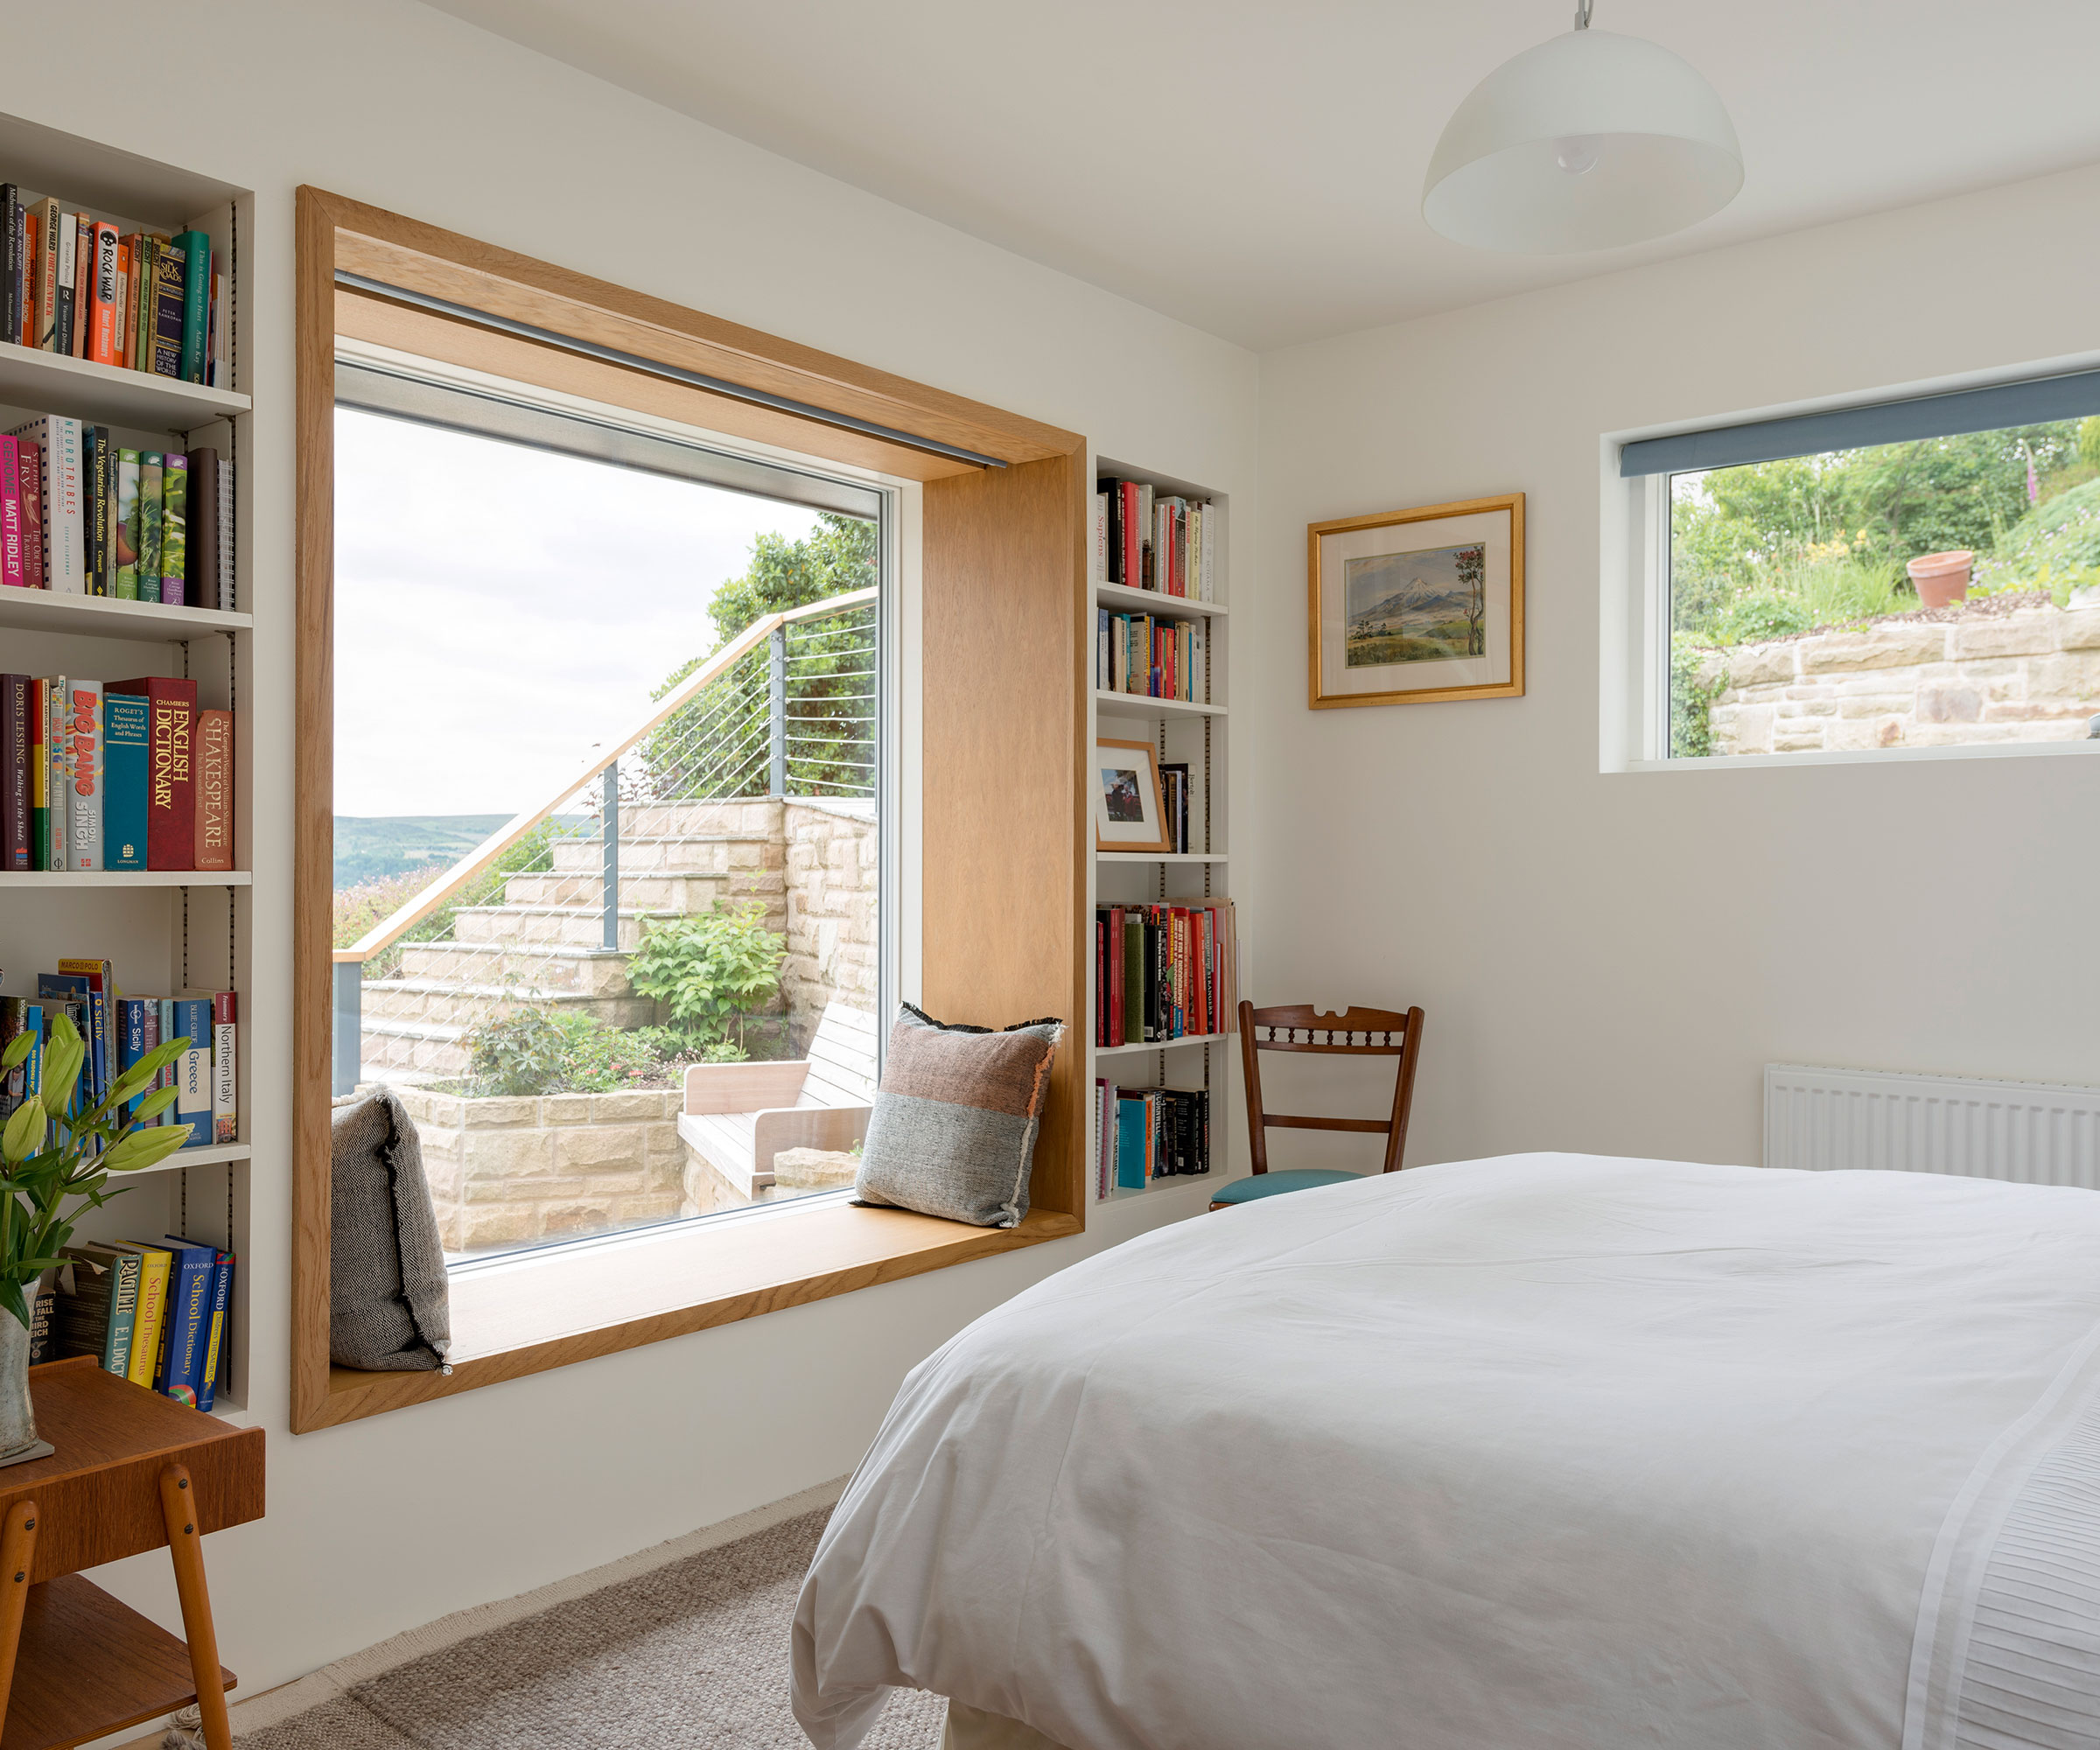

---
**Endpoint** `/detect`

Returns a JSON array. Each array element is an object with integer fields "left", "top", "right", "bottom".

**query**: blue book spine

[
  {"left": 172, "top": 998, "right": 213, "bottom": 1145},
  {"left": 18, "top": 1004, "right": 40, "bottom": 1100},
  {"left": 156, "top": 1240, "right": 215, "bottom": 1404},
  {"left": 102, "top": 690, "right": 150, "bottom": 870},
  {"left": 118, "top": 998, "right": 148, "bottom": 1120},
  {"left": 1116, "top": 1098, "right": 1148, "bottom": 1189},
  {"left": 195, "top": 1250, "right": 232, "bottom": 1413}
]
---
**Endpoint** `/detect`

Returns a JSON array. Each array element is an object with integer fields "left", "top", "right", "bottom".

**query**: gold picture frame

[
  {"left": 1307, "top": 493, "right": 1525, "bottom": 709},
  {"left": 1091, "top": 737, "right": 1172, "bottom": 854}
]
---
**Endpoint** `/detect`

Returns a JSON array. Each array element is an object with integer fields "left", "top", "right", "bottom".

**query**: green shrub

[
  {"left": 1974, "top": 476, "right": 2100, "bottom": 606},
  {"left": 1714, "top": 592, "right": 1812, "bottom": 646},
  {"left": 463, "top": 1007, "right": 570, "bottom": 1098},
  {"left": 1670, "top": 635, "right": 1725, "bottom": 759},
  {"left": 628, "top": 903, "right": 786, "bottom": 1049}
]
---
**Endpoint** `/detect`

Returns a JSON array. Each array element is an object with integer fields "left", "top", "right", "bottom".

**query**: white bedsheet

[{"left": 792, "top": 1154, "right": 2100, "bottom": 1750}]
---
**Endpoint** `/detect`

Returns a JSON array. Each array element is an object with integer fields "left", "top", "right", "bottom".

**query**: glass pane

[
  {"left": 330, "top": 402, "right": 881, "bottom": 1261},
  {"left": 1668, "top": 418, "right": 2100, "bottom": 757}
]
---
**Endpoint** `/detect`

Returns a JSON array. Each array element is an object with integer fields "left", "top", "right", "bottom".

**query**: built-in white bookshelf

[
  {"left": 0, "top": 109, "right": 253, "bottom": 1410},
  {"left": 1087, "top": 455, "right": 1234, "bottom": 1203}
]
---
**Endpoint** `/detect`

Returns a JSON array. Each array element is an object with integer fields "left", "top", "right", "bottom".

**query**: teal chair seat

[{"left": 1210, "top": 1168, "right": 1364, "bottom": 1207}]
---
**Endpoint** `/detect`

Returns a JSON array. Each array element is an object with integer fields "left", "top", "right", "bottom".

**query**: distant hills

[
  {"left": 334, "top": 815, "right": 511, "bottom": 890},
  {"left": 1350, "top": 580, "right": 1472, "bottom": 629}
]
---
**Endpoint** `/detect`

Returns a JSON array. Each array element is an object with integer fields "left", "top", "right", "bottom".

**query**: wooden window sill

[{"left": 308, "top": 1202, "right": 1080, "bottom": 1431}]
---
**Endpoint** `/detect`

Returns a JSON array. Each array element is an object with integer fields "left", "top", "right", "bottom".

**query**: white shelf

[
  {"left": 1095, "top": 581, "right": 1226, "bottom": 618},
  {"left": 1094, "top": 690, "right": 1225, "bottom": 720},
  {"left": 0, "top": 342, "right": 248, "bottom": 431},
  {"left": 1105, "top": 1172, "right": 1220, "bottom": 1200},
  {"left": 1095, "top": 1032, "right": 1231, "bottom": 1059},
  {"left": 0, "top": 589, "right": 248, "bottom": 641},
  {"left": 123, "top": 1142, "right": 251, "bottom": 1179},
  {"left": 0, "top": 870, "right": 251, "bottom": 887},
  {"left": 1096, "top": 851, "right": 1228, "bottom": 864}
]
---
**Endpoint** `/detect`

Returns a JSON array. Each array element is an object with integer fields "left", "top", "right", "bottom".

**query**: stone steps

[
  {"left": 357, "top": 799, "right": 794, "bottom": 1085},
  {"left": 501, "top": 871, "right": 740, "bottom": 911},
  {"left": 396, "top": 941, "right": 637, "bottom": 995},
  {"left": 360, "top": 1018, "right": 471, "bottom": 1081},
  {"left": 547, "top": 834, "right": 780, "bottom": 877},
  {"left": 452, "top": 903, "right": 682, "bottom": 948},
  {"left": 361, "top": 978, "right": 659, "bottom": 1031}
]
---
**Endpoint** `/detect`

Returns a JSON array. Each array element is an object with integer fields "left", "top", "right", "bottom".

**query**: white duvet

[{"left": 792, "top": 1155, "right": 2100, "bottom": 1750}]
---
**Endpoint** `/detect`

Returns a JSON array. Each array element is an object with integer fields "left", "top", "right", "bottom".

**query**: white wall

[
  {"left": 1251, "top": 162, "right": 2100, "bottom": 1177},
  {"left": 5, "top": 0, "right": 1256, "bottom": 1700}
]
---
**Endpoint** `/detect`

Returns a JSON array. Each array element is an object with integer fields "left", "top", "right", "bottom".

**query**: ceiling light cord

[{"left": 1574, "top": 0, "right": 1592, "bottom": 29}]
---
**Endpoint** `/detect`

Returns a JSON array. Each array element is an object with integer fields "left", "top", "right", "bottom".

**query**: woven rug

[{"left": 232, "top": 1507, "right": 944, "bottom": 1750}]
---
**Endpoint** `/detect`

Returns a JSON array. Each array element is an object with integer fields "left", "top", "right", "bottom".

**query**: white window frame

[{"left": 1602, "top": 352, "right": 2100, "bottom": 775}]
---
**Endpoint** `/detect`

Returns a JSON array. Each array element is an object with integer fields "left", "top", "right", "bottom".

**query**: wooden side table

[{"left": 0, "top": 1358, "right": 265, "bottom": 1750}]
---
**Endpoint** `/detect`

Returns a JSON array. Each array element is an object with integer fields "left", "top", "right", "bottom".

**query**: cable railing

[{"left": 331, "top": 589, "right": 878, "bottom": 1096}]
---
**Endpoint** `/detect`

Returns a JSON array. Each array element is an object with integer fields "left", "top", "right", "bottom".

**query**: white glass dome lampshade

[{"left": 1423, "top": 9, "right": 1742, "bottom": 255}]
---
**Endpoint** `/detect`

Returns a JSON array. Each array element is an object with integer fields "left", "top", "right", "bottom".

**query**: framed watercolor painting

[
  {"left": 1092, "top": 737, "right": 1172, "bottom": 853},
  {"left": 1307, "top": 493, "right": 1524, "bottom": 709}
]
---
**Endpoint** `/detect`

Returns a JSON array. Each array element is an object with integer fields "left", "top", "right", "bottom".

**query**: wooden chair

[
  {"left": 677, "top": 1002, "right": 878, "bottom": 1200},
  {"left": 1212, "top": 1000, "right": 1425, "bottom": 1210}
]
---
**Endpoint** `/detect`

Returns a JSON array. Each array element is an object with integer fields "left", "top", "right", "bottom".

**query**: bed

[{"left": 792, "top": 1153, "right": 2100, "bottom": 1750}]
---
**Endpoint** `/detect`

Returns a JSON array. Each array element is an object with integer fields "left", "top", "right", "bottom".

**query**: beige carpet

[{"left": 233, "top": 1508, "right": 943, "bottom": 1749}]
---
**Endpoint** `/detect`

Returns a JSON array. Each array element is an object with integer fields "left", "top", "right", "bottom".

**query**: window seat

[{"left": 313, "top": 1200, "right": 1081, "bottom": 1430}]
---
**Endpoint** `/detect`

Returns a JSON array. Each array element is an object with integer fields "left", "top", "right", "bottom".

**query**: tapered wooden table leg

[
  {"left": 158, "top": 1465, "right": 232, "bottom": 1750},
  {"left": 0, "top": 1498, "right": 38, "bottom": 1727}
]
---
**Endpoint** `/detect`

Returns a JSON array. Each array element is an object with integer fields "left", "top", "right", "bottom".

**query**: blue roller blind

[{"left": 1619, "top": 368, "right": 2100, "bottom": 478}]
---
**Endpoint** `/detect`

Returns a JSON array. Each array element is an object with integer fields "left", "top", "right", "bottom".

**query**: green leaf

[
  {"left": 0, "top": 1032, "right": 31, "bottom": 1073},
  {"left": 0, "top": 1280, "right": 26, "bottom": 1333}
]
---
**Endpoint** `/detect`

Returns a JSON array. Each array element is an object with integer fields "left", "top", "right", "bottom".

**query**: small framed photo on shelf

[
  {"left": 1307, "top": 493, "right": 1524, "bottom": 709},
  {"left": 1092, "top": 737, "right": 1172, "bottom": 853}
]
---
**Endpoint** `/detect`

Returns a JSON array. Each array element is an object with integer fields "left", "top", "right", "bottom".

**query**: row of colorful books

[
  {"left": 0, "top": 675, "right": 232, "bottom": 872},
  {"left": 1096, "top": 609, "right": 1208, "bottom": 703},
  {"left": 1094, "top": 1082, "right": 1212, "bottom": 1195},
  {"left": 0, "top": 414, "right": 233, "bottom": 606},
  {"left": 33, "top": 1236, "right": 234, "bottom": 1410},
  {"left": 1094, "top": 899, "right": 1236, "bottom": 1046},
  {"left": 1, "top": 186, "right": 227, "bottom": 387},
  {"left": 0, "top": 970, "right": 237, "bottom": 1149},
  {"left": 1095, "top": 477, "right": 1217, "bottom": 600}
]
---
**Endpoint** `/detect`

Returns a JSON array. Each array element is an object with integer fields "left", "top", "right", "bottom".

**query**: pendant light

[{"left": 1422, "top": 0, "right": 1742, "bottom": 254}]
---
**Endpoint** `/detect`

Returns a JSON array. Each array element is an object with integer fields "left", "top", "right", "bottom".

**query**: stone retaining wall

[
  {"left": 1702, "top": 605, "right": 2100, "bottom": 755},
  {"left": 398, "top": 1085, "right": 684, "bottom": 1255},
  {"left": 781, "top": 799, "right": 878, "bottom": 1044}
]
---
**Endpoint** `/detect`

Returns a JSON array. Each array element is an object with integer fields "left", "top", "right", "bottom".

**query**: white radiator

[{"left": 1764, "top": 1064, "right": 2100, "bottom": 1188}]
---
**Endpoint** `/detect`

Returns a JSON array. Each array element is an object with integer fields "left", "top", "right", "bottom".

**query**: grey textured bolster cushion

[
  {"left": 854, "top": 1004, "right": 1064, "bottom": 1229},
  {"left": 331, "top": 1088, "right": 452, "bottom": 1371}
]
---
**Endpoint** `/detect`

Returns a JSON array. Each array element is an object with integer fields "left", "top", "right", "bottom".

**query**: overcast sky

[{"left": 332, "top": 409, "right": 820, "bottom": 817}]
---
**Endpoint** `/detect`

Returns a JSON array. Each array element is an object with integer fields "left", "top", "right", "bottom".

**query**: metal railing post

[
  {"left": 332, "top": 960, "right": 362, "bottom": 1096},
  {"left": 602, "top": 757, "right": 620, "bottom": 951},
  {"left": 768, "top": 624, "right": 788, "bottom": 797}
]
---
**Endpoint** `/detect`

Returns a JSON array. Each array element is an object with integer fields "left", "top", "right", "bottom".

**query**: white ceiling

[{"left": 428, "top": 0, "right": 2100, "bottom": 352}]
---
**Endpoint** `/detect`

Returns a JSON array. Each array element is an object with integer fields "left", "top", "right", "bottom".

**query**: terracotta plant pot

[{"left": 1908, "top": 550, "right": 1974, "bottom": 609}]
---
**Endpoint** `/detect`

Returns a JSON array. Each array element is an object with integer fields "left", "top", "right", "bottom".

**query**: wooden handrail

[{"left": 332, "top": 587, "right": 878, "bottom": 965}]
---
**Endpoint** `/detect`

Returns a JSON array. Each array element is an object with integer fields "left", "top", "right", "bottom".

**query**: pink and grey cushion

[{"left": 853, "top": 1004, "right": 1064, "bottom": 1228}]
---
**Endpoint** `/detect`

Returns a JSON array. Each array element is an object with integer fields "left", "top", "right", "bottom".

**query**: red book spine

[
  {"left": 0, "top": 437, "right": 18, "bottom": 589},
  {"left": 1120, "top": 481, "right": 1140, "bottom": 592},
  {"left": 192, "top": 709, "right": 232, "bottom": 872},
  {"left": 1108, "top": 905, "right": 1124, "bottom": 1046},
  {"left": 107, "top": 677, "right": 197, "bottom": 868},
  {"left": 17, "top": 444, "right": 41, "bottom": 592}
]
